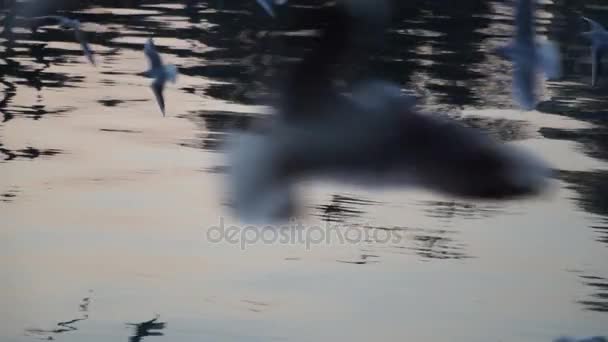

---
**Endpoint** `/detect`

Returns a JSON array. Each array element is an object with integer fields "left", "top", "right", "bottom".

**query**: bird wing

[
  {"left": 31, "top": 15, "right": 67, "bottom": 23},
  {"left": 255, "top": 0, "right": 276, "bottom": 17},
  {"left": 74, "top": 28, "right": 95, "bottom": 65},
  {"left": 514, "top": 0, "right": 534, "bottom": 45},
  {"left": 536, "top": 40, "right": 561, "bottom": 80},
  {"left": 29, "top": 15, "right": 69, "bottom": 29},
  {"left": 591, "top": 45, "right": 604, "bottom": 87},
  {"left": 583, "top": 17, "right": 607, "bottom": 33},
  {"left": 144, "top": 38, "right": 163, "bottom": 71},
  {"left": 151, "top": 78, "right": 166, "bottom": 116},
  {"left": 512, "top": 60, "right": 537, "bottom": 110}
]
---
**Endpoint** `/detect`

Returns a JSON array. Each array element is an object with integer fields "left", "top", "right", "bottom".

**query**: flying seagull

[
  {"left": 142, "top": 38, "right": 178, "bottom": 116},
  {"left": 495, "top": 0, "right": 561, "bottom": 110},
  {"left": 581, "top": 17, "right": 608, "bottom": 87},
  {"left": 228, "top": 0, "right": 552, "bottom": 222},
  {"left": 31, "top": 16, "right": 95, "bottom": 65}
]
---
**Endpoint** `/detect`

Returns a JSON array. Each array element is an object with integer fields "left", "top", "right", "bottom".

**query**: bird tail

[{"left": 164, "top": 64, "right": 178, "bottom": 83}]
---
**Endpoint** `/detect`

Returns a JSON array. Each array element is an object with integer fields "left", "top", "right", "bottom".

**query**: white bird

[
  {"left": 255, "top": 0, "right": 288, "bottom": 18},
  {"left": 31, "top": 16, "right": 95, "bottom": 65},
  {"left": 228, "top": 0, "right": 552, "bottom": 222},
  {"left": 495, "top": 0, "right": 561, "bottom": 110},
  {"left": 142, "top": 38, "right": 178, "bottom": 116},
  {"left": 581, "top": 17, "right": 608, "bottom": 87}
]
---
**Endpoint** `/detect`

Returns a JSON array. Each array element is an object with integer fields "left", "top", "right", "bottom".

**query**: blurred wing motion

[
  {"left": 255, "top": 0, "right": 287, "bottom": 18},
  {"left": 591, "top": 45, "right": 604, "bottom": 87},
  {"left": 228, "top": 0, "right": 552, "bottom": 223},
  {"left": 514, "top": 0, "right": 534, "bottom": 45},
  {"left": 581, "top": 17, "right": 608, "bottom": 87},
  {"left": 164, "top": 64, "right": 178, "bottom": 84},
  {"left": 255, "top": 0, "right": 276, "bottom": 17},
  {"left": 582, "top": 16, "right": 607, "bottom": 34},
  {"left": 228, "top": 89, "right": 552, "bottom": 222},
  {"left": 74, "top": 28, "right": 95, "bottom": 65},
  {"left": 151, "top": 79, "right": 166, "bottom": 116},
  {"left": 31, "top": 15, "right": 69, "bottom": 27},
  {"left": 31, "top": 16, "right": 95, "bottom": 65},
  {"left": 143, "top": 38, "right": 177, "bottom": 116},
  {"left": 495, "top": 0, "right": 561, "bottom": 110},
  {"left": 536, "top": 40, "right": 561, "bottom": 80},
  {"left": 144, "top": 38, "right": 163, "bottom": 72}
]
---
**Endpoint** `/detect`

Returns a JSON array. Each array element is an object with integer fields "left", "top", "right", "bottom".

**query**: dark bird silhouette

[{"left": 127, "top": 315, "right": 166, "bottom": 342}]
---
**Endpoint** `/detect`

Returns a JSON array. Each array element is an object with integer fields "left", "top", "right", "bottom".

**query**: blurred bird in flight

[
  {"left": 142, "top": 38, "right": 178, "bottom": 116},
  {"left": 495, "top": 0, "right": 561, "bottom": 110},
  {"left": 228, "top": 0, "right": 552, "bottom": 222},
  {"left": 30, "top": 15, "right": 96, "bottom": 65},
  {"left": 581, "top": 16, "right": 608, "bottom": 87}
]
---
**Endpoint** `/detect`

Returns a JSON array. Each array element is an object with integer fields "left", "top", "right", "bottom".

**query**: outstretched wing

[
  {"left": 144, "top": 38, "right": 163, "bottom": 71},
  {"left": 255, "top": 0, "right": 276, "bottom": 17},
  {"left": 74, "top": 28, "right": 95, "bottom": 65},
  {"left": 514, "top": 0, "right": 534, "bottom": 44},
  {"left": 583, "top": 17, "right": 607, "bottom": 33},
  {"left": 151, "top": 78, "right": 166, "bottom": 116}
]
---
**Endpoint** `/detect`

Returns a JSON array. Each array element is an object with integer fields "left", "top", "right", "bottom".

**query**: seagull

[
  {"left": 228, "top": 0, "right": 552, "bottom": 222},
  {"left": 495, "top": 0, "right": 561, "bottom": 110},
  {"left": 142, "top": 38, "right": 178, "bottom": 116},
  {"left": 255, "top": 0, "right": 287, "bottom": 18},
  {"left": 30, "top": 16, "right": 95, "bottom": 65},
  {"left": 581, "top": 17, "right": 608, "bottom": 87}
]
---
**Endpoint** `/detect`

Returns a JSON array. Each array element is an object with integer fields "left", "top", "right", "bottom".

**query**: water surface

[{"left": 1, "top": 1, "right": 607, "bottom": 341}]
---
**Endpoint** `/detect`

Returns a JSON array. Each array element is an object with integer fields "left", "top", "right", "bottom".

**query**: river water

[{"left": 0, "top": 1, "right": 607, "bottom": 341}]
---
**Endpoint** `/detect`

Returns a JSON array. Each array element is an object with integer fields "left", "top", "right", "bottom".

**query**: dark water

[{"left": 1, "top": 1, "right": 607, "bottom": 341}]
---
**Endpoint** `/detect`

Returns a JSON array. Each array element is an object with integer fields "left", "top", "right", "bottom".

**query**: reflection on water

[
  {"left": 181, "top": 110, "right": 258, "bottom": 152},
  {"left": 25, "top": 291, "right": 92, "bottom": 340},
  {"left": 579, "top": 274, "right": 608, "bottom": 313},
  {"left": 314, "top": 194, "right": 379, "bottom": 223},
  {"left": 560, "top": 170, "right": 608, "bottom": 245},
  {"left": 542, "top": 127, "right": 608, "bottom": 162},
  {"left": 359, "top": 225, "right": 473, "bottom": 261},
  {"left": 419, "top": 200, "right": 508, "bottom": 222},
  {"left": 241, "top": 299, "right": 270, "bottom": 313},
  {"left": 127, "top": 315, "right": 166, "bottom": 342},
  {"left": 337, "top": 253, "right": 381, "bottom": 265},
  {"left": 1, "top": 0, "right": 608, "bottom": 341},
  {"left": 0, "top": 145, "right": 61, "bottom": 161},
  {"left": 461, "top": 116, "right": 533, "bottom": 142},
  {"left": 0, "top": 186, "right": 19, "bottom": 203}
]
